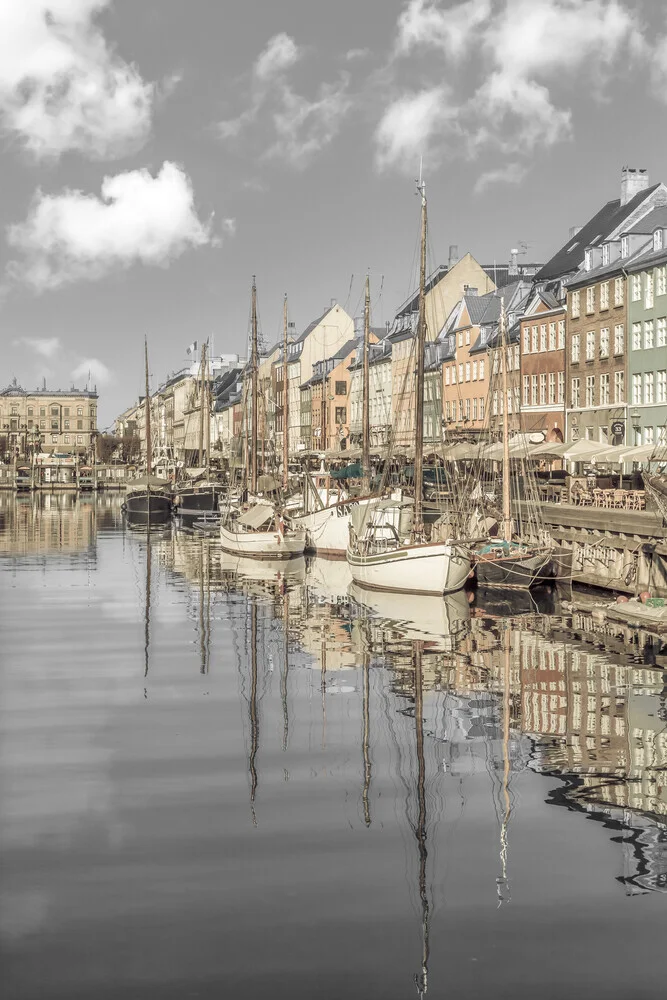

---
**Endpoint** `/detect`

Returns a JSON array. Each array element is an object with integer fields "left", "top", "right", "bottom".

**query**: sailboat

[
  {"left": 473, "top": 301, "right": 556, "bottom": 588},
  {"left": 125, "top": 339, "right": 172, "bottom": 521},
  {"left": 219, "top": 278, "right": 306, "bottom": 559},
  {"left": 176, "top": 342, "right": 223, "bottom": 518},
  {"left": 291, "top": 276, "right": 375, "bottom": 557},
  {"left": 346, "top": 179, "right": 472, "bottom": 595}
]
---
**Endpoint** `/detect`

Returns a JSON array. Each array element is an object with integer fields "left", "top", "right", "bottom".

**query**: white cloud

[
  {"left": 0, "top": 0, "right": 154, "bottom": 160},
  {"left": 7, "top": 161, "right": 213, "bottom": 292},
  {"left": 254, "top": 32, "right": 301, "bottom": 81},
  {"left": 71, "top": 358, "right": 112, "bottom": 385},
  {"left": 12, "top": 336, "right": 62, "bottom": 358},
  {"left": 381, "top": 0, "right": 650, "bottom": 180},
  {"left": 221, "top": 217, "right": 236, "bottom": 236},
  {"left": 345, "top": 47, "right": 370, "bottom": 61},
  {"left": 396, "top": 0, "right": 492, "bottom": 59},
  {"left": 474, "top": 162, "right": 528, "bottom": 195},
  {"left": 217, "top": 32, "right": 351, "bottom": 169},
  {"left": 374, "top": 86, "right": 455, "bottom": 173}
]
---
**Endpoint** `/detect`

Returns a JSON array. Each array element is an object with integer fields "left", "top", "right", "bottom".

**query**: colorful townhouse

[{"left": 519, "top": 290, "right": 567, "bottom": 441}]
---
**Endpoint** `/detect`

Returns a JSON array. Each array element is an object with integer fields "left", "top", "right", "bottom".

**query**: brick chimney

[
  {"left": 621, "top": 167, "right": 650, "bottom": 206},
  {"left": 448, "top": 244, "right": 459, "bottom": 269}
]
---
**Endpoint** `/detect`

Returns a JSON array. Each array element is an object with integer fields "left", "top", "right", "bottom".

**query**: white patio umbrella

[
  {"left": 619, "top": 443, "right": 660, "bottom": 463},
  {"left": 589, "top": 444, "right": 634, "bottom": 464},
  {"left": 561, "top": 439, "right": 604, "bottom": 461},
  {"left": 530, "top": 440, "right": 569, "bottom": 457}
]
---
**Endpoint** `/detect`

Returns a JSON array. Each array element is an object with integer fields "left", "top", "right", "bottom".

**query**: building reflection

[{"left": 0, "top": 491, "right": 102, "bottom": 561}]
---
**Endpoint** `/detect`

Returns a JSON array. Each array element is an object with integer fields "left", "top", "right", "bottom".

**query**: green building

[{"left": 626, "top": 214, "right": 667, "bottom": 448}]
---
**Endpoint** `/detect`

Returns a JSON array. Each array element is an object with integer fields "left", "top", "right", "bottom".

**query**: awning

[
  {"left": 237, "top": 504, "right": 274, "bottom": 529},
  {"left": 529, "top": 440, "right": 570, "bottom": 457},
  {"left": 619, "top": 444, "right": 662, "bottom": 463},
  {"left": 561, "top": 439, "right": 607, "bottom": 461},
  {"left": 443, "top": 442, "right": 481, "bottom": 461},
  {"left": 590, "top": 444, "right": 634, "bottom": 464}
]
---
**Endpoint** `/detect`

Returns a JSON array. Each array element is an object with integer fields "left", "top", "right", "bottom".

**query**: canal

[{"left": 1, "top": 493, "right": 666, "bottom": 999}]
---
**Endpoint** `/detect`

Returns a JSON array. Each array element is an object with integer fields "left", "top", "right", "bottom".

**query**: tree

[
  {"left": 97, "top": 433, "right": 120, "bottom": 463},
  {"left": 121, "top": 434, "right": 141, "bottom": 463}
]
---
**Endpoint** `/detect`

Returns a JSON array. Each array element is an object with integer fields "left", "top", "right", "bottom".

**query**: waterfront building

[
  {"left": 299, "top": 381, "right": 312, "bottom": 453},
  {"left": 308, "top": 338, "right": 359, "bottom": 455},
  {"left": 0, "top": 379, "right": 98, "bottom": 460},
  {"left": 624, "top": 212, "right": 667, "bottom": 447},
  {"left": 348, "top": 337, "right": 393, "bottom": 452},
  {"left": 282, "top": 303, "right": 354, "bottom": 455},
  {"left": 486, "top": 281, "right": 532, "bottom": 437},
  {"left": 518, "top": 290, "right": 567, "bottom": 440}
]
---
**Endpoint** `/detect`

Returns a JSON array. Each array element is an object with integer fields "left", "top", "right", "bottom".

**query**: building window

[
  {"left": 523, "top": 375, "right": 530, "bottom": 406},
  {"left": 585, "top": 331, "right": 595, "bottom": 361},
  {"left": 557, "top": 372, "right": 565, "bottom": 404},
  {"left": 548, "top": 323, "right": 556, "bottom": 351},
  {"left": 458, "top": 332, "right": 463, "bottom": 347},
  {"left": 523, "top": 327, "right": 530, "bottom": 353},
  {"left": 465, "top": 398, "right": 471, "bottom": 421},
  {"left": 451, "top": 366, "right": 456, "bottom": 384},
  {"left": 586, "top": 287, "right": 595, "bottom": 314},
  {"left": 558, "top": 320, "right": 565, "bottom": 349},
  {"left": 458, "top": 363, "right": 463, "bottom": 383},
  {"left": 621, "top": 236, "right": 629, "bottom": 257},
  {"left": 657, "top": 266, "right": 667, "bottom": 297},
  {"left": 571, "top": 377, "right": 581, "bottom": 408},
  {"left": 646, "top": 271, "right": 655, "bottom": 310},
  {"left": 513, "top": 345, "right": 519, "bottom": 370},
  {"left": 11, "top": 406, "right": 18, "bottom": 415},
  {"left": 531, "top": 325, "right": 539, "bottom": 352},
  {"left": 445, "top": 367, "right": 450, "bottom": 385},
  {"left": 644, "top": 426, "right": 654, "bottom": 445},
  {"left": 51, "top": 406, "right": 58, "bottom": 416},
  {"left": 63, "top": 434, "right": 70, "bottom": 444},
  {"left": 644, "top": 372, "right": 654, "bottom": 404},
  {"left": 50, "top": 420, "right": 58, "bottom": 430},
  {"left": 76, "top": 419, "right": 83, "bottom": 430},
  {"left": 655, "top": 229, "right": 664, "bottom": 252},
  {"left": 571, "top": 334, "right": 580, "bottom": 363},
  {"left": 506, "top": 389, "right": 512, "bottom": 414},
  {"left": 614, "top": 277, "right": 624, "bottom": 306},
  {"left": 472, "top": 361, "right": 478, "bottom": 381},
  {"left": 599, "top": 373, "right": 610, "bottom": 406},
  {"left": 51, "top": 434, "right": 58, "bottom": 444},
  {"left": 334, "top": 381, "right": 346, "bottom": 396},
  {"left": 614, "top": 324, "right": 624, "bottom": 355},
  {"left": 548, "top": 373, "right": 556, "bottom": 404},
  {"left": 479, "top": 397, "right": 485, "bottom": 420},
  {"left": 458, "top": 399, "right": 463, "bottom": 422},
  {"left": 599, "top": 328, "right": 609, "bottom": 358},
  {"left": 479, "top": 360, "right": 485, "bottom": 380},
  {"left": 631, "top": 274, "right": 642, "bottom": 301},
  {"left": 40, "top": 407, "right": 46, "bottom": 417},
  {"left": 660, "top": 426, "right": 667, "bottom": 446},
  {"left": 632, "top": 373, "right": 642, "bottom": 404},
  {"left": 658, "top": 317, "right": 667, "bottom": 347},
  {"left": 540, "top": 325, "right": 547, "bottom": 352},
  {"left": 632, "top": 322, "right": 642, "bottom": 350},
  {"left": 614, "top": 371, "right": 624, "bottom": 403},
  {"left": 531, "top": 375, "right": 538, "bottom": 406},
  {"left": 657, "top": 369, "right": 667, "bottom": 404},
  {"left": 585, "top": 249, "right": 592, "bottom": 270},
  {"left": 539, "top": 373, "right": 547, "bottom": 405},
  {"left": 27, "top": 407, "right": 33, "bottom": 417},
  {"left": 39, "top": 419, "right": 45, "bottom": 429},
  {"left": 445, "top": 400, "right": 451, "bottom": 421},
  {"left": 644, "top": 320, "right": 654, "bottom": 349},
  {"left": 76, "top": 435, "right": 84, "bottom": 445},
  {"left": 64, "top": 407, "right": 70, "bottom": 417},
  {"left": 77, "top": 407, "right": 83, "bottom": 416},
  {"left": 602, "top": 244, "right": 610, "bottom": 266},
  {"left": 472, "top": 397, "right": 478, "bottom": 420},
  {"left": 465, "top": 362, "right": 471, "bottom": 382},
  {"left": 585, "top": 375, "right": 595, "bottom": 407},
  {"left": 27, "top": 420, "right": 33, "bottom": 429},
  {"left": 465, "top": 330, "right": 470, "bottom": 345},
  {"left": 600, "top": 282, "right": 609, "bottom": 310}
]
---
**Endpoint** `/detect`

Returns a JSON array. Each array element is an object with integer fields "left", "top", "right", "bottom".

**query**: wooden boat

[
  {"left": 346, "top": 179, "right": 472, "bottom": 595},
  {"left": 124, "top": 339, "right": 173, "bottom": 523},
  {"left": 175, "top": 343, "right": 223, "bottom": 517}
]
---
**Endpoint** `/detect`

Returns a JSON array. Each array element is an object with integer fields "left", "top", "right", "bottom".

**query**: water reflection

[{"left": 1, "top": 496, "right": 666, "bottom": 999}]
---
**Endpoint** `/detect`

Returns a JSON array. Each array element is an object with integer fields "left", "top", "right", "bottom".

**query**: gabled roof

[
  {"left": 332, "top": 338, "right": 358, "bottom": 361},
  {"left": 625, "top": 205, "right": 667, "bottom": 235},
  {"left": 536, "top": 183, "right": 662, "bottom": 281},
  {"left": 565, "top": 236, "right": 653, "bottom": 289}
]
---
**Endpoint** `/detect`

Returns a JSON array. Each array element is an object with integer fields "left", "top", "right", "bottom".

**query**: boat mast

[
  {"left": 413, "top": 640, "right": 430, "bottom": 997},
  {"left": 144, "top": 337, "right": 152, "bottom": 478},
  {"left": 361, "top": 651, "right": 372, "bottom": 827},
  {"left": 204, "top": 343, "right": 210, "bottom": 480},
  {"left": 251, "top": 277, "right": 259, "bottom": 494},
  {"left": 283, "top": 294, "right": 289, "bottom": 491},
  {"left": 414, "top": 175, "right": 427, "bottom": 535},
  {"left": 500, "top": 299, "right": 512, "bottom": 543},
  {"left": 198, "top": 342, "right": 206, "bottom": 470},
  {"left": 249, "top": 599, "right": 259, "bottom": 827},
  {"left": 362, "top": 274, "right": 371, "bottom": 495}
]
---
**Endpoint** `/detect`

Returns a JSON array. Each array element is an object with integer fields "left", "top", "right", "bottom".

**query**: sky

[{"left": 1, "top": 0, "right": 667, "bottom": 427}]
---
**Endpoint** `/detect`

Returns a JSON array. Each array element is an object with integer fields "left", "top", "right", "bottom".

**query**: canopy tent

[
  {"left": 619, "top": 443, "right": 663, "bottom": 463},
  {"left": 529, "top": 440, "right": 570, "bottom": 457},
  {"left": 561, "top": 439, "right": 605, "bottom": 461},
  {"left": 237, "top": 504, "right": 274, "bottom": 529},
  {"left": 443, "top": 441, "right": 482, "bottom": 461},
  {"left": 589, "top": 444, "right": 634, "bottom": 464}
]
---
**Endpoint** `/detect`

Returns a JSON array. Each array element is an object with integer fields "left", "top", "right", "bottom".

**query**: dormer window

[
  {"left": 621, "top": 236, "right": 629, "bottom": 258},
  {"left": 654, "top": 229, "right": 664, "bottom": 252},
  {"left": 584, "top": 249, "right": 592, "bottom": 271},
  {"left": 602, "top": 244, "right": 610, "bottom": 266}
]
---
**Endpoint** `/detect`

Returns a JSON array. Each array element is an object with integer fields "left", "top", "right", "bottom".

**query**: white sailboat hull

[
  {"left": 346, "top": 540, "right": 472, "bottom": 595},
  {"left": 292, "top": 499, "right": 372, "bottom": 557},
  {"left": 220, "top": 523, "right": 306, "bottom": 559}
]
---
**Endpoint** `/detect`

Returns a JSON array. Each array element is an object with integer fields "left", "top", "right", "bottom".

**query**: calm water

[{"left": 1, "top": 493, "right": 666, "bottom": 999}]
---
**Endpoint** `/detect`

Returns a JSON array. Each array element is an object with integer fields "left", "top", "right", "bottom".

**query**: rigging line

[{"left": 343, "top": 273, "right": 355, "bottom": 313}]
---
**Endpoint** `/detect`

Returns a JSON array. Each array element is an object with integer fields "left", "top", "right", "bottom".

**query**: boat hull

[
  {"left": 346, "top": 540, "right": 472, "bottom": 595},
  {"left": 176, "top": 487, "right": 222, "bottom": 515},
  {"left": 475, "top": 547, "right": 556, "bottom": 588},
  {"left": 292, "top": 499, "right": 372, "bottom": 558},
  {"left": 220, "top": 523, "right": 306, "bottom": 559},
  {"left": 124, "top": 490, "right": 172, "bottom": 521}
]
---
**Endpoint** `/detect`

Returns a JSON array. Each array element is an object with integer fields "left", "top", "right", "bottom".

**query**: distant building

[{"left": 0, "top": 379, "right": 98, "bottom": 459}]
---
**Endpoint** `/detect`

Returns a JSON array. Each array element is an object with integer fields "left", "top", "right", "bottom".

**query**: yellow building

[{"left": 1, "top": 379, "right": 98, "bottom": 459}]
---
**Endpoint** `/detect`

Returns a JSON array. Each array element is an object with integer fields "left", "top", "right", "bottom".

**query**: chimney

[
  {"left": 621, "top": 166, "right": 649, "bottom": 207},
  {"left": 464, "top": 285, "right": 478, "bottom": 296},
  {"left": 508, "top": 248, "right": 519, "bottom": 277},
  {"left": 448, "top": 244, "right": 459, "bottom": 269},
  {"left": 569, "top": 226, "right": 582, "bottom": 239}
]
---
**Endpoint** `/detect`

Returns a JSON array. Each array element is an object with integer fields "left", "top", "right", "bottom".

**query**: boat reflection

[{"left": 349, "top": 582, "right": 471, "bottom": 654}]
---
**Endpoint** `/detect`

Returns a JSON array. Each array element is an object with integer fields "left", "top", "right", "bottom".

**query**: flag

[{"left": 186, "top": 341, "right": 198, "bottom": 355}]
